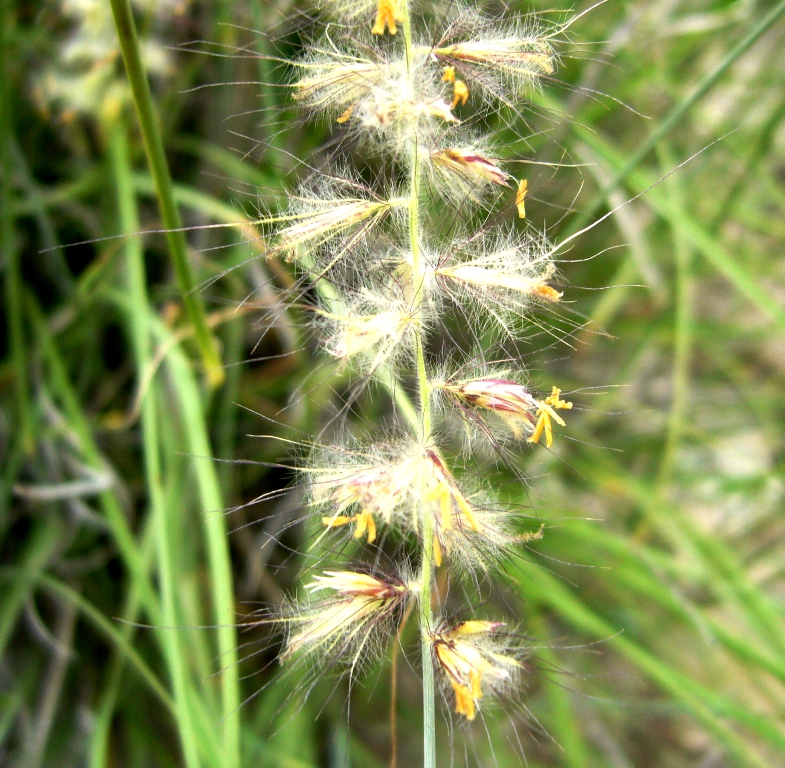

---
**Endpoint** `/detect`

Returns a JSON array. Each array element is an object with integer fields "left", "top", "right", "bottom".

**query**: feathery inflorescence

[{"left": 266, "top": 0, "right": 582, "bottom": 755}]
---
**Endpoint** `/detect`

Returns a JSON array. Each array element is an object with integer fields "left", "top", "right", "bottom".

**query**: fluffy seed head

[
  {"left": 293, "top": 56, "right": 398, "bottom": 115},
  {"left": 430, "top": 22, "right": 557, "bottom": 105},
  {"left": 423, "top": 232, "right": 562, "bottom": 338},
  {"left": 293, "top": 44, "right": 461, "bottom": 149},
  {"left": 319, "top": 295, "right": 416, "bottom": 372}
]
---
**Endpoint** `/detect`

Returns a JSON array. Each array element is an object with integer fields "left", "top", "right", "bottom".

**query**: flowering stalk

[{"left": 275, "top": 0, "right": 578, "bottom": 763}]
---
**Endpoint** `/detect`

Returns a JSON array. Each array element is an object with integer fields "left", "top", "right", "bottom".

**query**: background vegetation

[{"left": 2, "top": 0, "right": 785, "bottom": 766}]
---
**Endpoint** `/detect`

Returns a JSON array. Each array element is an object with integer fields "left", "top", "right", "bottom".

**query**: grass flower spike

[{"left": 277, "top": 0, "right": 582, "bottom": 762}]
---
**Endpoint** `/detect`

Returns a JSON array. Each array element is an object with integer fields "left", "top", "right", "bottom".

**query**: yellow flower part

[
  {"left": 336, "top": 105, "right": 354, "bottom": 123},
  {"left": 322, "top": 508, "right": 377, "bottom": 542},
  {"left": 371, "top": 0, "right": 403, "bottom": 35},
  {"left": 527, "top": 386, "right": 573, "bottom": 448},
  {"left": 451, "top": 80, "right": 469, "bottom": 108},
  {"left": 516, "top": 178, "right": 527, "bottom": 219},
  {"left": 442, "top": 66, "right": 456, "bottom": 84},
  {"left": 442, "top": 65, "right": 469, "bottom": 108},
  {"left": 431, "top": 620, "right": 518, "bottom": 721}
]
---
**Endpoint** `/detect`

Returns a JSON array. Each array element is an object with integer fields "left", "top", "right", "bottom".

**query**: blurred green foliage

[{"left": 2, "top": 0, "right": 785, "bottom": 766}]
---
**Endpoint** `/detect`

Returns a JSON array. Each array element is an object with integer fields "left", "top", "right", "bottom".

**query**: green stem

[
  {"left": 108, "top": 0, "right": 224, "bottom": 388},
  {"left": 400, "top": 4, "right": 436, "bottom": 766},
  {"left": 417, "top": 514, "right": 436, "bottom": 768}
]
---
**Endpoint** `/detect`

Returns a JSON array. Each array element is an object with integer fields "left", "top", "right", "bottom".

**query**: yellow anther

[
  {"left": 516, "top": 178, "right": 527, "bottom": 219},
  {"left": 442, "top": 66, "right": 469, "bottom": 108},
  {"left": 353, "top": 510, "right": 368, "bottom": 540},
  {"left": 451, "top": 79, "right": 469, "bottom": 108},
  {"left": 322, "top": 515, "right": 354, "bottom": 529},
  {"left": 336, "top": 105, "right": 354, "bottom": 123},
  {"left": 439, "top": 489, "right": 452, "bottom": 531},
  {"left": 451, "top": 680, "right": 476, "bottom": 720},
  {"left": 545, "top": 386, "right": 572, "bottom": 412},
  {"left": 371, "top": 0, "right": 403, "bottom": 35},
  {"left": 527, "top": 387, "right": 572, "bottom": 448},
  {"left": 323, "top": 511, "right": 376, "bottom": 542},
  {"left": 433, "top": 533, "right": 443, "bottom": 567},
  {"left": 531, "top": 283, "right": 562, "bottom": 302},
  {"left": 470, "top": 669, "right": 482, "bottom": 699}
]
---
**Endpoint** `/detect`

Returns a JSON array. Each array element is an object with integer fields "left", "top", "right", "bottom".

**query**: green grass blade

[
  {"left": 26, "top": 297, "right": 163, "bottom": 628},
  {"left": 35, "top": 574, "right": 175, "bottom": 714},
  {"left": 110, "top": 119, "right": 204, "bottom": 768},
  {"left": 0, "top": 518, "right": 62, "bottom": 659},
  {"left": 0, "top": 0, "right": 32, "bottom": 478},
  {"left": 108, "top": 0, "right": 224, "bottom": 388},
  {"left": 154, "top": 321, "right": 241, "bottom": 768}
]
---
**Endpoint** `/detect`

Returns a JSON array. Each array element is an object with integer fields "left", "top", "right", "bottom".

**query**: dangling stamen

[{"left": 527, "top": 386, "right": 573, "bottom": 448}]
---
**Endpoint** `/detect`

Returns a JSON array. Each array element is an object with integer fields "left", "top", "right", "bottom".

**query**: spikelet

[
  {"left": 434, "top": 374, "right": 572, "bottom": 447},
  {"left": 310, "top": 442, "right": 527, "bottom": 569},
  {"left": 430, "top": 18, "right": 558, "bottom": 105},
  {"left": 424, "top": 233, "right": 562, "bottom": 342},
  {"left": 292, "top": 55, "right": 397, "bottom": 115},
  {"left": 293, "top": 44, "right": 460, "bottom": 148},
  {"left": 318, "top": 291, "right": 416, "bottom": 372},
  {"left": 431, "top": 620, "right": 524, "bottom": 721},
  {"left": 276, "top": 196, "right": 394, "bottom": 261},
  {"left": 427, "top": 147, "right": 511, "bottom": 203},
  {"left": 280, "top": 570, "right": 410, "bottom": 666}
]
